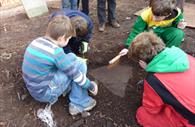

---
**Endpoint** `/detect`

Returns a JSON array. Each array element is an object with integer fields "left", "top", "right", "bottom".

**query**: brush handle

[{"left": 109, "top": 54, "right": 122, "bottom": 64}]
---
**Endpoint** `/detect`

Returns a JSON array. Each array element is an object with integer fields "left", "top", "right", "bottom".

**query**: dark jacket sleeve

[{"left": 83, "top": 18, "right": 93, "bottom": 42}]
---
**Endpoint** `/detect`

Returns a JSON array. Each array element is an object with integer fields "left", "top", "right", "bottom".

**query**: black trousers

[
  {"left": 78, "top": 0, "right": 89, "bottom": 15},
  {"left": 97, "top": 0, "right": 116, "bottom": 24}
]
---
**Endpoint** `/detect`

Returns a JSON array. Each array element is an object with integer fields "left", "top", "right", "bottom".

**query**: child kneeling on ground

[
  {"left": 120, "top": 0, "right": 187, "bottom": 56},
  {"left": 128, "top": 32, "right": 195, "bottom": 127},
  {"left": 50, "top": 9, "right": 93, "bottom": 55},
  {"left": 22, "top": 15, "right": 98, "bottom": 115}
]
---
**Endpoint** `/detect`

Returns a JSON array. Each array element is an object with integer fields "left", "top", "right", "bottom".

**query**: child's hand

[
  {"left": 89, "top": 81, "right": 98, "bottom": 96},
  {"left": 80, "top": 41, "right": 89, "bottom": 54},
  {"left": 177, "top": 21, "right": 187, "bottom": 29},
  {"left": 119, "top": 48, "right": 128, "bottom": 56},
  {"left": 139, "top": 60, "right": 147, "bottom": 70}
]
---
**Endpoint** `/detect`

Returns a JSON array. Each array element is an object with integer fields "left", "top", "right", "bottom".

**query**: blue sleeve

[{"left": 84, "top": 18, "right": 93, "bottom": 42}]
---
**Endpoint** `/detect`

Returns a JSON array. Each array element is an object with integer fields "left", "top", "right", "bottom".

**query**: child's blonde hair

[
  {"left": 46, "top": 15, "right": 75, "bottom": 40},
  {"left": 128, "top": 32, "right": 165, "bottom": 63},
  {"left": 71, "top": 16, "right": 88, "bottom": 37},
  {"left": 150, "top": 0, "right": 176, "bottom": 16}
]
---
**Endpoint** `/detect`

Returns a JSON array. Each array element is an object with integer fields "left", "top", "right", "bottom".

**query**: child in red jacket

[{"left": 128, "top": 32, "right": 195, "bottom": 127}]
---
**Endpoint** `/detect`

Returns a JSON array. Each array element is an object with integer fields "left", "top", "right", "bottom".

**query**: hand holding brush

[{"left": 108, "top": 48, "right": 128, "bottom": 68}]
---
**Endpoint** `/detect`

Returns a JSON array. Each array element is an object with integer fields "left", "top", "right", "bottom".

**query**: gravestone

[{"left": 21, "top": 0, "right": 48, "bottom": 18}]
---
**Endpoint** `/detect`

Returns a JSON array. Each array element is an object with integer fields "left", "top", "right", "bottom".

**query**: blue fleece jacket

[{"left": 50, "top": 9, "right": 93, "bottom": 42}]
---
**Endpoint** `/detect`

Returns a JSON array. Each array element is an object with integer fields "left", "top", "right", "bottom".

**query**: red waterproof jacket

[{"left": 136, "top": 55, "right": 195, "bottom": 127}]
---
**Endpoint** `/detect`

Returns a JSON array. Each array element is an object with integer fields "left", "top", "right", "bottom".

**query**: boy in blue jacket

[{"left": 50, "top": 9, "right": 93, "bottom": 55}]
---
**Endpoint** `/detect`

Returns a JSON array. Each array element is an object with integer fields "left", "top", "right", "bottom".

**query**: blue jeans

[
  {"left": 62, "top": 0, "right": 78, "bottom": 10},
  {"left": 38, "top": 60, "right": 93, "bottom": 112},
  {"left": 97, "top": 0, "right": 116, "bottom": 24}
]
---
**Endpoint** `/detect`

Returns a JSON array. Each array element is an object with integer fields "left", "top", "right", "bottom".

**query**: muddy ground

[{"left": 0, "top": 0, "right": 195, "bottom": 127}]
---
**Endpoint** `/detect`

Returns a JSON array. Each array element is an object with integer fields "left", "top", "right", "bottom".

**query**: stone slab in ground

[
  {"left": 89, "top": 64, "right": 133, "bottom": 98},
  {"left": 21, "top": 0, "right": 48, "bottom": 18}
]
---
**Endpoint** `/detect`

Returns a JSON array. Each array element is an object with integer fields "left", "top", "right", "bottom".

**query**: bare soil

[{"left": 0, "top": 0, "right": 195, "bottom": 127}]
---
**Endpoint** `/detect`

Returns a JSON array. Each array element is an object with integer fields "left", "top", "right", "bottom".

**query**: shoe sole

[
  {"left": 84, "top": 100, "right": 96, "bottom": 111},
  {"left": 69, "top": 100, "right": 96, "bottom": 116}
]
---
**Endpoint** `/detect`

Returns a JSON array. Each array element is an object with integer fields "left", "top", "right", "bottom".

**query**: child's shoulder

[
  {"left": 140, "top": 7, "right": 152, "bottom": 21},
  {"left": 141, "top": 7, "right": 152, "bottom": 15},
  {"left": 29, "top": 37, "right": 60, "bottom": 55}
]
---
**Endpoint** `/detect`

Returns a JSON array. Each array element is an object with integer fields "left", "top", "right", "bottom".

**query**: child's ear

[
  {"left": 57, "top": 35, "right": 66, "bottom": 42},
  {"left": 57, "top": 36, "right": 63, "bottom": 42}
]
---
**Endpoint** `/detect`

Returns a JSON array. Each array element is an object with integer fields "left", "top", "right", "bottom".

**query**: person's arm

[
  {"left": 54, "top": 48, "right": 91, "bottom": 89},
  {"left": 125, "top": 16, "right": 147, "bottom": 48},
  {"left": 83, "top": 17, "right": 93, "bottom": 42}
]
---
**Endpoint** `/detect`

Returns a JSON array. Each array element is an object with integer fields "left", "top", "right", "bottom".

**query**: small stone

[
  {"left": 0, "top": 122, "right": 7, "bottom": 126},
  {"left": 21, "top": 94, "right": 27, "bottom": 101},
  {"left": 81, "top": 111, "right": 90, "bottom": 118},
  {"left": 3, "top": 26, "right": 7, "bottom": 32},
  {"left": 126, "top": 17, "right": 131, "bottom": 20}
]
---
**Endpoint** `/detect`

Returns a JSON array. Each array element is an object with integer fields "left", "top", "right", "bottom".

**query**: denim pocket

[{"left": 38, "top": 82, "right": 59, "bottom": 104}]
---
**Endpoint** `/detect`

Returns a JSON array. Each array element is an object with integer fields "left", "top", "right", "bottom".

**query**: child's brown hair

[
  {"left": 71, "top": 16, "right": 88, "bottom": 37},
  {"left": 150, "top": 0, "right": 176, "bottom": 16},
  {"left": 46, "top": 15, "right": 75, "bottom": 40},
  {"left": 128, "top": 32, "right": 165, "bottom": 63}
]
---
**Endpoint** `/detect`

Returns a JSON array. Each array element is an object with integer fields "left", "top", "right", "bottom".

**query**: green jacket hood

[{"left": 146, "top": 46, "right": 189, "bottom": 73}]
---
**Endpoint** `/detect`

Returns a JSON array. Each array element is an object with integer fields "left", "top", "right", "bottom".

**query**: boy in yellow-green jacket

[{"left": 119, "top": 0, "right": 186, "bottom": 56}]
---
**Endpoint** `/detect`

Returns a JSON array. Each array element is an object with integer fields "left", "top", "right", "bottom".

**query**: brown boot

[
  {"left": 110, "top": 21, "right": 120, "bottom": 28},
  {"left": 98, "top": 23, "right": 105, "bottom": 32}
]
